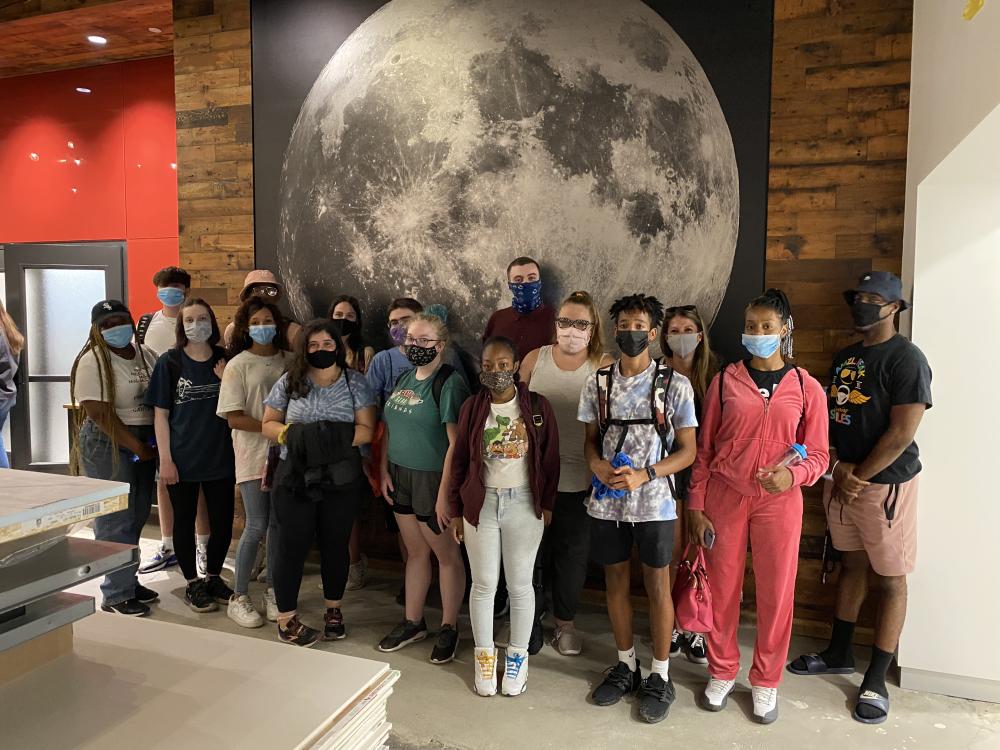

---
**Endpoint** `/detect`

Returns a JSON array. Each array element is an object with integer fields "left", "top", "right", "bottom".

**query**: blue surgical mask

[
  {"left": 249, "top": 324, "right": 277, "bottom": 345},
  {"left": 157, "top": 287, "right": 185, "bottom": 307},
  {"left": 101, "top": 324, "right": 134, "bottom": 348},
  {"left": 509, "top": 279, "right": 542, "bottom": 314},
  {"left": 742, "top": 333, "right": 781, "bottom": 358}
]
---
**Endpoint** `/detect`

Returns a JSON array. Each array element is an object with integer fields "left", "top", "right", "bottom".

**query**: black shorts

[
  {"left": 590, "top": 518, "right": 675, "bottom": 569},
  {"left": 388, "top": 464, "right": 442, "bottom": 533}
]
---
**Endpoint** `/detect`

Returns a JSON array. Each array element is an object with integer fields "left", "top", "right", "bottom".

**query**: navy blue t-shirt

[{"left": 146, "top": 350, "right": 234, "bottom": 482}]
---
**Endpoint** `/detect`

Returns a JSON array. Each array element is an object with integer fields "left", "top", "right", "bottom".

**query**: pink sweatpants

[{"left": 703, "top": 476, "right": 802, "bottom": 688}]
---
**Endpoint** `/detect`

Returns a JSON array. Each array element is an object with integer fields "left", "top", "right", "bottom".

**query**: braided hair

[{"left": 747, "top": 288, "right": 795, "bottom": 358}]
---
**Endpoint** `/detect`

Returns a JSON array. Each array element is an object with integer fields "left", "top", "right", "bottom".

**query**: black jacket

[{"left": 279, "top": 420, "right": 361, "bottom": 500}]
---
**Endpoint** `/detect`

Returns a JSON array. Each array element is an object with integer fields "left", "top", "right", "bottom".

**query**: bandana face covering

[
  {"left": 556, "top": 327, "right": 590, "bottom": 354},
  {"left": 509, "top": 280, "right": 542, "bottom": 315},
  {"left": 615, "top": 330, "right": 650, "bottom": 358},
  {"left": 479, "top": 369, "right": 516, "bottom": 392},
  {"left": 406, "top": 344, "right": 438, "bottom": 367}
]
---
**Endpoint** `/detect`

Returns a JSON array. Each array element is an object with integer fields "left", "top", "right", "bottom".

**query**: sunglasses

[
  {"left": 251, "top": 285, "right": 280, "bottom": 298},
  {"left": 665, "top": 304, "right": 698, "bottom": 315},
  {"left": 555, "top": 317, "right": 594, "bottom": 332}
]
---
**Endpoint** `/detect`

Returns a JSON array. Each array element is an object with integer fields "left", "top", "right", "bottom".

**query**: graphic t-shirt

[
  {"left": 578, "top": 360, "right": 698, "bottom": 523},
  {"left": 367, "top": 346, "right": 469, "bottom": 406},
  {"left": 264, "top": 369, "right": 375, "bottom": 459},
  {"left": 748, "top": 363, "right": 793, "bottom": 400},
  {"left": 482, "top": 395, "right": 531, "bottom": 488},
  {"left": 74, "top": 347, "right": 157, "bottom": 425},
  {"left": 216, "top": 350, "right": 290, "bottom": 483},
  {"left": 383, "top": 367, "right": 469, "bottom": 471},
  {"left": 143, "top": 311, "right": 177, "bottom": 357},
  {"left": 146, "top": 350, "right": 234, "bottom": 481},
  {"left": 829, "top": 335, "right": 932, "bottom": 485}
]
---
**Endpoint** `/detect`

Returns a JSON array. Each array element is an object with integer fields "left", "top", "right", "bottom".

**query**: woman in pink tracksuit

[{"left": 686, "top": 289, "right": 829, "bottom": 725}]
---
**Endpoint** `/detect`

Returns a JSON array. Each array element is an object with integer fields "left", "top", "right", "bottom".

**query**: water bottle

[
  {"left": 127, "top": 436, "right": 158, "bottom": 463},
  {"left": 757, "top": 443, "right": 806, "bottom": 480}
]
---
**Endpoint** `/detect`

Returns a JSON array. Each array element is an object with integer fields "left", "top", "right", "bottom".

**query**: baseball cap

[
  {"left": 91, "top": 299, "right": 131, "bottom": 325},
  {"left": 239, "top": 269, "right": 282, "bottom": 301},
  {"left": 843, "top": 271, "right": 910, "bottom": 310}
]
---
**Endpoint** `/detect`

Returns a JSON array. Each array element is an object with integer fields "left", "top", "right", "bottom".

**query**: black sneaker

[
  {"left": 686, "top": 633, "right": 708, "bottom": 665},
  {"left": 638, "top": 673, "right": 676, "bottom": 723},
  {"left": 670, "top": 630, "right": 683, "bottom": 658},
  {"left": 430, "top": 624, "right": 459, "bottom": 664},
  {"left": 101, "top": 598, "right": 150, "bottom": 617},
  {"left": 323, "top": 608, "right": 346, "bottom": 640},
  {"left": 185, "top": 579, "right": 219, "bottom": 613},
  {"left": 528, "top": 617, "right": 544, "bottom": 655},
  {"left": 134, "top": 584, "right": 159, "bottom": 604},
  {"left": 378, "top": 618, "right": 428, "bottom": 652},
  {"left": 278, "top": 616, "right": 320, "bottom": 648},
  {"left": 591, "top": 660, "right": 641, "bottom": 706},
  {"left": 204, "top": 575, "right": 235, "bottom": 604}
]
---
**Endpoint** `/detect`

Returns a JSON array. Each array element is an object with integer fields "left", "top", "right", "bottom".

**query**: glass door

[{"left": 2, "top": 242, "right": 126, "bottom": 473}]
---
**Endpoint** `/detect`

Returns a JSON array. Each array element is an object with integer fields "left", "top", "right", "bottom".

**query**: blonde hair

[
  {"left": 0, "top": 299, "right": 24, "bottom": 357},
  {"left": 558, "top": 290, "right": 605, "bottom": 365},
  {"left": 407, "top": 312, "right": 450, "bottom": 346}
]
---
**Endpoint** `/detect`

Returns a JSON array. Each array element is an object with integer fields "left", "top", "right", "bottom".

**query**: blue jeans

[
  {"left": 0, "top": 396, "right": 13, "bottom": 469},
  {"left": 234, "top": 479, "right": 278, "bottom": 595},
  {"left": 79, "top": 420, "right": 156, "bottom": 606}
]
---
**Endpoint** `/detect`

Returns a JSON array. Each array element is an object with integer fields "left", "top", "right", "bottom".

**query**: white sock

[
  {"left": 618, "top": 647, "right": 637, "bottom": 672},
  {"left": 650, "top": 657, "right": 670, "bottom": 679},
  {"left": 161, "top": 535, "right": 173, "bottom": 551},
  {"left": 196, "top": 534, "right": 210, "bottom": 548}
]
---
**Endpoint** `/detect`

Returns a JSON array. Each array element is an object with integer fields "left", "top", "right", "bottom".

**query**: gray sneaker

[{"left": 552, "top": 624, "right": 583, "bottom": 656}]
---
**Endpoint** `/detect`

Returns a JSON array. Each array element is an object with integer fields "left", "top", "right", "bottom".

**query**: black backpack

[
  {"left": 136, "top": 313, "right": 155, "bottom": 346},
  {"left": 393, "top": 363, "right": 457, "bottom": 408}
]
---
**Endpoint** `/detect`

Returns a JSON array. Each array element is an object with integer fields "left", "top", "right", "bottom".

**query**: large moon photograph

[{"left": 277, "top": 0, "right": 739, "bottom": 350}]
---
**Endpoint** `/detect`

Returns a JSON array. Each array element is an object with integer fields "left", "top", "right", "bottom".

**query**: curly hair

[
  {"left": 227, "top": 298, "right": 288, "bottom": 358},
  {"left": 609, "top": 294, "right": 665, "bottom": 330}
]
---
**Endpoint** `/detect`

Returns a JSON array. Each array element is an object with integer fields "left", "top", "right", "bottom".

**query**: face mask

[
  {"left": 157, "top": 287, "right": 185, "bottom": 307},
  {"left": 851, "top": 301, "right": 892, "bottom": 329},
  {"left": 101, "top": 324, "right": 133, "bottom": 349},
  {"left": 556, "top": 328, "right": 590, "bottom": 354},
  {"left": 509, "top": 280, "right": 542, "bottom": 315},
  {"left": 184, "top": 320, "right": 213, "bottom": 344},
  {"left": 616, "top": 330, "right": 650, "bottom": 358},
  {"left": 742, "top": 333, "right": 781, "bottom": 358},
  {"left": 406, "top": 344, "right": 438, "bottom": 367},
  {"left": 389, "top": 322, "right": 407, "bottom": 347},
  {"left": 480, "top": 369, "right": 516, "bottom": 392},
  {"left": 331, "top": 318, "right": 359, "bottom": 338},
  {"left": 666, "top": 332, "right": 701, "bottom": 358},
  {"left": 249, "top": 324, "right": 277, "bottom": 345},
  {"left": 306, "top": 349, "right": 341, "bottom": 369}
]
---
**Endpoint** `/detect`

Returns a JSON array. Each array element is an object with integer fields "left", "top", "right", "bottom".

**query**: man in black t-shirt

[{"left": 789, "top": 272, "right": 932, "bottom": 726}]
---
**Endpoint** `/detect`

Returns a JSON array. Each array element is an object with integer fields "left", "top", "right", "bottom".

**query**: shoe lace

[
  {"left": 689, "top": 633, "right": 705, "bottom": 651},
  {"left": 602, "top": 661, "right": 634, "bottom": 691},
  {"left": 640, "top": 674, "right": 670, "bottom": 700},
  {"left": 387, "top": 620, "right": 411, "bottom": 639},
  {"left": 436, "top": 627, "right": 456, "bottom": 649},
  {"left": 707, "top": 679, "right": 734, "bottom": 701},
  {"left": 753, "top": 686, "right": 777, "bottom": 707},
  {"left": 505, "top": 652, "right": 526, "bottom": 679},
  {"left": 283, "top": 618, "right": 306, "bottom": 638},
  {"left": 476, "top": 651, "right": 496, "bottom": 679}
]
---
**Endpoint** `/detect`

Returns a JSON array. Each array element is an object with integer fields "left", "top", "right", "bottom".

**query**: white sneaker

[
  {"left": 263, "top": 588, "right": 278, "bottom": 622},
  {"left": 474, "top": 647, "right": 498, "bottom": 697},
  {"left": 701, "top": 678, "right": 736, "bottom": 711},
  {"left": 227, "top": 594, "right": 264, "bottom": 629},
  {"left": 196, "top": 544, "right": 208, "bottom": 577},
  {"left": 751, "top": 685, "right": 779, "bottom": 724},
  {"left": 346, "top": 554, "right": 368, "bottom": 591},
  {"left": 501, "top": 647, "right": 529, "bottom": 696}
]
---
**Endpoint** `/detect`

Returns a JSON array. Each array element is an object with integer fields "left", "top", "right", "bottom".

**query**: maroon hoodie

[{"left": 447, "top": 382, "right": 560, "bottom": 526}]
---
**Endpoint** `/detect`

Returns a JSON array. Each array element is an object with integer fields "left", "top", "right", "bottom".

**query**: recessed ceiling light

[
  {"left": 169, "top": 162, "right": 177, "bottom": 170},
  {"left": 28, "top": 152, "right": 39, "bottom": 161},
  {"left": 148, "top": 27, "right": 162, "bottom": 34},
  {"left": 75, "top": 87, "right": 91, "bottom": 94},
  {"left": 67, "top": 141, "right": 75, "bottom": 149},
  {"left": 86, "top": 35, "right": 107, "bottom": 45},
  {"left": 74, "top": 159, "right": 82, "bottom": 166}
]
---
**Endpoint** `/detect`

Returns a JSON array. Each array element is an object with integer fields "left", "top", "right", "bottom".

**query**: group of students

[{"left": 65, "top": 256, "right": 931, "bottom": 729}]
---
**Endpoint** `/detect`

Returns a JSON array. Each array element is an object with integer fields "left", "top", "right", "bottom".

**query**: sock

[
  {"left": 819, "top": 617, "right": 856, "bottom": 667},
  {"left": 161, "top": 535, "right": 173, "bottom": 551},
  {"left": 650, "top": 657, "right": 670, "bottom": 679},
  {"left": 618, "top": 647, "right": 637, "bottom": 672},
  {"left": 855, "top": 645, "right": 894, "bottom": 721},
  {"left": 196, "top": 534, "right": 210, "bottom": 548}
]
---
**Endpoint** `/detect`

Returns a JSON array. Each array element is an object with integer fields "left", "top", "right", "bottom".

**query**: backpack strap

[
  {"left": 431, "top": 363, "right": 455, "bottom": 408},
  {"left": 595, "top": 363, "right": 614, "bottom": 441},
  {"left": 529, "top": 389, "right": 543, "bottom": 428},
  {"left": 651, "top": 357, "right": 675, "bottom": 459},
  {"left": 718, "top": 363, "right": 726, "bottom": 413},
  {"left": 135, "top": 313, "right": 154, "bottom": 346},
  {"left": 794, "top": 366, "right": 807, "bottom": 444}
]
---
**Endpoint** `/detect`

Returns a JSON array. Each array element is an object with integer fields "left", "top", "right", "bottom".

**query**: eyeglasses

[
  {"left": 555, "top": 317, "right": 594, "bottom": 331},
  {"left": 404, "top": 336, "right": 440, "bottom": 348},
  {"left": 665, "top": 304, "right": 698, "bottom": 315},
  {"left": 252, "top": 285, "right": 279, "bottom": 298}
]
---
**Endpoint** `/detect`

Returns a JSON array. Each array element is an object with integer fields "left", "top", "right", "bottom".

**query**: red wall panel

[{"left": 0, "top": 57, "right": 178, "bottom": 315}]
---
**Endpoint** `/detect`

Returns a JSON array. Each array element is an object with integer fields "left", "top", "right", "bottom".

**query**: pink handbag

[{"left": 672, "top": 545, "right": 714, "bottom": 634}]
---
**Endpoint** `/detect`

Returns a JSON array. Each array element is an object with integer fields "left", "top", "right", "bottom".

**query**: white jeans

[{"left": 464, "top": 486, "right": 544, "bottom": 650}]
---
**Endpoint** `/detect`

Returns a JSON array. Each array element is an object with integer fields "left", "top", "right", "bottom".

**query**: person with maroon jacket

[
  {"left": 437, "top": 336, "right": 560, "bottom": 698},
  {"left": 482, "top": 256, "right": 557, "bottom": 360}
]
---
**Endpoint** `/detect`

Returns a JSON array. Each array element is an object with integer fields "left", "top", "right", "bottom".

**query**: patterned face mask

[
  {"left": 479, "top": 369, "right": 516, "bottom": 392},
  {"left": 509, "top": 280, "right": 542, "bottom": 314},
  {"left": 405, "top": 344, "right": 438, "bottom": 367}
]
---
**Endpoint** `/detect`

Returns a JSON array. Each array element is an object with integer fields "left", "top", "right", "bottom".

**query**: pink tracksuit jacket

[{"left": 687, "top": 361, "right": 829, "bottom": 687}]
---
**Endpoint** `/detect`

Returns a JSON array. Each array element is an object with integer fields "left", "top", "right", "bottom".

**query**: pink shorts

[{"left": 824, "top": 475, "right": 918, "bottom": 577}]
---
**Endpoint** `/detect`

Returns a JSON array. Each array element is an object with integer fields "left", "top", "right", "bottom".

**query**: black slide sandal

[
  {"left": 853, "top": 689, "right": 890, "bottom": 724},
  {"left": 786, "top": 653, "right": 856, "bottom": 676}
]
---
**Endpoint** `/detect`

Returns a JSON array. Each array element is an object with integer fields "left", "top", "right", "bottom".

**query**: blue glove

[{"left": 591, "top": 452, "right": 635, "bottom": 500}]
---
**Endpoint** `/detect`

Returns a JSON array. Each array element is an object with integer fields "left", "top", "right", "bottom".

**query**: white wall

[{"left": 901, "top": 1, "right": 1000, "bottom": 701}]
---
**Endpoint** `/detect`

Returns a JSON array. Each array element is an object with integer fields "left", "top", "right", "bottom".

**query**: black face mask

[
  {"left": 330, "top": 318, "right": 359, "bottom": 338},
  {"left": 851, "top": 301, "right": 892, "bottom": 329},
  {"left": 406, "top": 344, "right": 438, "bottom": 367},
  {"left": 615, "top": 330, "right": 651, "bottom": 358},
  {"left": 306, "top": 349, "right": 342, "bottom": 369}
]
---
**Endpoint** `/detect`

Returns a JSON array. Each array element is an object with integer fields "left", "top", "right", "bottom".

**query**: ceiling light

[
  {"left": 148, "top": 27, "right": 162, "bottom": 34},
  {"left": 74, "top": 159, "right": 82, "bottom": 166},
  {"left": 75, "top": 87, "right": 91, "bottom": 94},
  {"left": 71, "top": 187, "right": 78, "bottom": 193},
  {"left": 67, "top": 141, "right": 75, "bottom": 149},
  {"left": 29, "top": 152, "right": 39, "bottom": 161},
  {"left": 86, "top": 35, "right": 107, "bottom": 45},
  {"left": 170, "top": 162, "right": 177, "bottom": 170}
]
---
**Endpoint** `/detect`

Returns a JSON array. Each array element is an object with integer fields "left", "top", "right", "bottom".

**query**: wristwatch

[{"left": 645, "top": 465, "right": 657, "bottom": 482}]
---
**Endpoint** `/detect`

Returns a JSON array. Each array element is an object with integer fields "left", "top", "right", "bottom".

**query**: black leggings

[
  {"left": 166, "top": 477, "right": 236, "bottom": 581},
  {"left": 272, "top": 478, "right": 363, "bottom": 613},
  {"left": 545, "top": 490, "right": 593, "bottom": 622}
]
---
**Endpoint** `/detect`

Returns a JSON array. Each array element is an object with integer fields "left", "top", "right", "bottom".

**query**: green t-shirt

[{"left": 383, "top": 368, "right": 470, "bottom": 471}]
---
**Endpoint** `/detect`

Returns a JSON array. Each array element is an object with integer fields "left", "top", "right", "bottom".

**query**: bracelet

[{"left": 277, "top": 424, "right": 291, "bottom": 446}]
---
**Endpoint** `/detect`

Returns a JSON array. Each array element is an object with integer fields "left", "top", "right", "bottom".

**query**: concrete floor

[{"left": 70, "top": 532, "right": 1000, "bottom": 750}]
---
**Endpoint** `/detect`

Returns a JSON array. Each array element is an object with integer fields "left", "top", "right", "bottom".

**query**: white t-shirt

[
  {"left": 216, "top": 349, "right": 290, "bottom": 483},
  {"left": 143, "top": 310, "right": 178, "bottom": 357},
  {"left": 482, "top": 396, "right": 530, "bottom": 489},
  {"left": 74, "top": 347, "right": 157, "bottom": 425}
]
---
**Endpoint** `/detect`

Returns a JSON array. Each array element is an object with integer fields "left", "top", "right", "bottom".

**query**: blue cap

[{"left": 791, "top": 443, "right": 807, "bottom": 460}]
